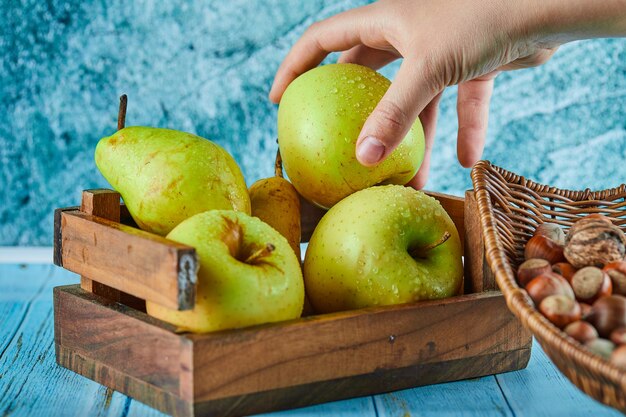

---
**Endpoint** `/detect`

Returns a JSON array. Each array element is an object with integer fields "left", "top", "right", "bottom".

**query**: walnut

[{"left": 564, "top": 217, "right": 626, "bottom": 268}]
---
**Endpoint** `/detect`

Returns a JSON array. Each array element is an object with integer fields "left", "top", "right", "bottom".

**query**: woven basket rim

[
  {"left": 475, "top": 162, "right": 626, "bottom": 200},
  {"left": 471, "top": 160, "right": 626, "bottom": 408}
]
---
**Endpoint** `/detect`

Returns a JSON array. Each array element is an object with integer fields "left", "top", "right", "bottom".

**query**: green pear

[
  {"left": 95, "top": 127, "right": 250, "bottom": 235},
  {"left": 278, "top": 63, "right": 425, "bottom": 209},
  {"left": 303, "top": 185, "right": 463, "bottom": 313},
  {"left": 146, "top": 210, "right": 305, "bottom": 332}
]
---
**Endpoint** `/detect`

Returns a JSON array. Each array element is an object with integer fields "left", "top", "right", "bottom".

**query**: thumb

[{"left": 356, "top": 60, "right": 439, "bottom": 166}]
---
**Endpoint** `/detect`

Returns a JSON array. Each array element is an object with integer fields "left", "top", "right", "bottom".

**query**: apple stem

[
  {"left": 117, "top": 94, "right": 128, "bottom": 130},
  {"left": 244, "top": 243, "right": 275, "bottom": 264},
  {"left": 274, "top": 147, "right": 284, "bottom": 178},
  {"left": 410, "top": 231, "right": 451, "bottom": 258}
]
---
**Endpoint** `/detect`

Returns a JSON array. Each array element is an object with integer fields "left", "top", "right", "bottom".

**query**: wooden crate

[{"left": 53, "top": 189, "right": 532, "bottom": 417}]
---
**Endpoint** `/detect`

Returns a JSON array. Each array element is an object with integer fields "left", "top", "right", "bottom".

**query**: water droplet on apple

[
  {"left": 357, "top": 83, "right": 366, "bottom": 89},
  {"left": 355, "top": 76, "right": 362, "bottom": 81},
  {"left": 331, "top": 87, "right": 338, "bottom": 94},
  {"left": 347, "top": 79, "right": 355, "bottom": 84},
  {"left": 391, "top": 284, "right": 399, "bottom": 296}
]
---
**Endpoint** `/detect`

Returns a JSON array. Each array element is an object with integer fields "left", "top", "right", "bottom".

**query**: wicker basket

[{"left": 471, "top": 160, "right": 626, "bottom": 411}]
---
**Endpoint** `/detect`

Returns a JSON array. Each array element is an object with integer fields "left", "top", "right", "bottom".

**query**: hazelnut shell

[{"left": 587, "top": 295, "right": 626, "bottom": 338}]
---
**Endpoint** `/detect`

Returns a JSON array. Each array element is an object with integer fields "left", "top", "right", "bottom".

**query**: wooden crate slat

[
  {"left": 54, "top": 285, "right": 530, "bottom": 417},
  {"left": 54, "top": 285, "right": 193, "bottom": 401},
  {"left": 189, "top": 290, "right": 530, "bottom": 401},
  {"left": 58, "top": 210, "right": 197, "bottom": 310},
  {"left": 79, "top": 189, "right": 123, "bottom": 300}
]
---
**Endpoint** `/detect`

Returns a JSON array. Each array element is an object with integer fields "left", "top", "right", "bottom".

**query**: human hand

[{"left": 270, "top": 0, "right": 582, "bottom": 188}]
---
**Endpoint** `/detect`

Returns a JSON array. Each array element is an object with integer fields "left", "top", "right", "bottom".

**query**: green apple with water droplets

[
  {"left": 95, "top": 126, "right": 250, "bottom": 236},
  {"left": 278, "top": 63, "right": 425, "bottom": 209},
  {"left": 303, "top": 185, "right": 463, "bottom": 313},
  {"left": 147, "top": 210, "right": 305, "bottom": 332}
]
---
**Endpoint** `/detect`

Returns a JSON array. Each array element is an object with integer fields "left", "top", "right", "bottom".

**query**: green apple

[
  {"left": 278, "top": 63, "right": 425, "bottom": 209},
  {"left": 146, "top": 210, "right": 304, "bottom": 332},
  {"left": 303, "top": 185, "right": 463, "bottom": 313},
  {"left": 95, "top": 126, "right": 250, "bottom": 236}
]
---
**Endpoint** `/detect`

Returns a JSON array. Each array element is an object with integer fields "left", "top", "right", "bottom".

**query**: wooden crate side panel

[
  {"left": 192, "top": 348, "right": 530, "bottom": 417},
  {"left": 55, "top": 343, "right": 193, "bottom": 417},
  {"left": 59, "top": 211, "right": 197, "bottom": 310},
  {"left": 53, "top": 285, "right": 193, "bottom": 401},
  {"left": 190, "top": 291, "right": 532, "bottom": 401},
  {"left": 464, "top": 191, "right": 497, "bottom": 293}
]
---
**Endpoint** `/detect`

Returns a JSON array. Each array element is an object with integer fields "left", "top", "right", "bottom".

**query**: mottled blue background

[{"left": 1, "top": 0, "right": 625, "bottom": 245}]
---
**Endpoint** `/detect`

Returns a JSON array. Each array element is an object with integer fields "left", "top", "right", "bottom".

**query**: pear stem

[
  {"left": 274, "top": 146, "right": 284, "bottom": 178},
  {"left": 410, "top": 231, "right": 451, "bottom": 258},
  {"left": 244, "top": 243, "right": 275, "bottom": 264},
  {"left": 117, "top": 94, "right": 128, "bottom": 130}
]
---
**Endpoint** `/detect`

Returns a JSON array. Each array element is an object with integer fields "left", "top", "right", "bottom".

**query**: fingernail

[{"left": 356, "top": 136, "right": 386, "bottom": 165}]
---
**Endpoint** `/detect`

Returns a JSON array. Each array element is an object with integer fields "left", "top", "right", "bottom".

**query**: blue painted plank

[
  {"left": 0, "top": 265, "right": 58, "bottom": 366},
  {"left": 255, "top": 397, "right": 377, "bottom": 417},
  {"left": 0, "top": 265, "right": 132, "bottom": 417},
  {"left": 374, "top": 376, "right": 513, "bottom": 417},
  {"left": 496, "top": 340, "right": 622, "bottom": 417}
]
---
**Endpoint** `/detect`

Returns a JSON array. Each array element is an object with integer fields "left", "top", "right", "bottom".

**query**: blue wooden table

[{"left": 0, "top": 262, "right": 622, "bottom": 417}]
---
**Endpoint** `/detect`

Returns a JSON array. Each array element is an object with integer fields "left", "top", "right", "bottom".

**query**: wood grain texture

[
  {"left": 0, "top": 265, "right": 164, "bottom": 417},
  {"left": 79, "top": 189, "right": 122, "bottom": 301},
  {"left": 53, "top": 284, "right": 530, "bottom": 417},
  {"left": 374, "top": 375, "right": 515, "bottom": 417},
  {"left": 191, "top": 349, "right": 530, "bottom": 417},
  {"left": 58, "top": 210, "right": 197, "bottom": 310},
  {"left": 54, "top": 285, "right": 193, "bottom": 402},
  {"left": 189, "top": 290, "right": 530, "bottom": 402},
  {"left": 465, "top": 191, "right": 496, "bottom": 293}
]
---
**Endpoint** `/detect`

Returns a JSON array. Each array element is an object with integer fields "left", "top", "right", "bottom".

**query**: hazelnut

[
  {"left": 580, "top": 302, "right": 593, "bottom": 320},
  {"left": 610, "top": 327, "right": 626, "bottom": 345},
  {"left": 524, "top": 234, "right": 566, "bottom": 264},
  {"left": 564, "top": 220, "right": 626, "bottom": 268},
  {"left": 517, "top": 258, "right": 552, "bottom": 287},
  {"left": 564, "top": 320, "right": 598, "bottom": 344},
  {"left": 539, "top": 295, "right": 581, "bottom": 328},
  {"left": 587, "top": 295, "right": 626, "bottom": 338},
  {"left": 603, "top": 261, "right": 626, "bottom": 296},
  {"left": 571, "top": 266, "right": 612, "bottom": 304},
  {"left": 610, "top": 345, "right": 626, "bottom": 368},
  {"left": 585, "top": 338, "right": 615, "bottom": 360},
  {"left": 525, "top": 273, "right": 575, "bottom": 305},
  {"left": 534, "top": 223, "right": 566, "bottom": 246},
  {"left": 552, "top": 262, "right": 577, "bottom": 283}
]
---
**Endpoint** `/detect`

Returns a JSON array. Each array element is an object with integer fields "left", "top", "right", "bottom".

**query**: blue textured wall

[{"left": 1, "top": 0, "right": 625, "bottom": 245}]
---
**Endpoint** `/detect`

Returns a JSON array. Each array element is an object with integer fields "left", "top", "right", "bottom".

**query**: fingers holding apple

[
  {"left": 278, "top": 64, "right": 425, "bottom": 209},
  {"left": 303, "top": 185, "right": 463, "bottom": 313}
]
